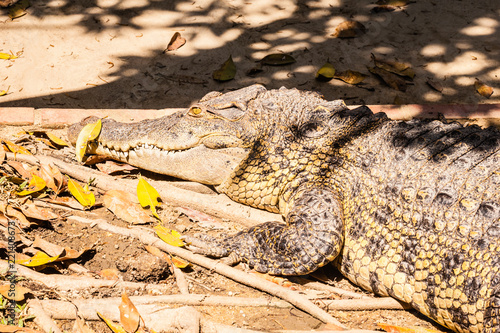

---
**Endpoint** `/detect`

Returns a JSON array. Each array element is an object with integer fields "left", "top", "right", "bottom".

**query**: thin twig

[
  {"left": 27, "top": 298, "right": 63, "bottom": 333},
  {"left": 173, "top": 266, "right": 190, "bottom": 294},
  {"left": 315, "top": 297, "right": 411, "bottom": 311},
  {"left": 290, "top": 277, "right": 372, "bottom": 299}
]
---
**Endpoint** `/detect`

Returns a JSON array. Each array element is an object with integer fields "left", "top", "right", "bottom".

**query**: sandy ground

[{"left": 0, "top": 0, "right": 499, "bottom": 111}]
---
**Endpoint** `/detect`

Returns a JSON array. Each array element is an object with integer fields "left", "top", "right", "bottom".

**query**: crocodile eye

[
  {"left": 188, "top": 107, "right": 203, "bottom": 117},
  {"left": 300, "top": 121, "right": 328, "bottom": 138}
]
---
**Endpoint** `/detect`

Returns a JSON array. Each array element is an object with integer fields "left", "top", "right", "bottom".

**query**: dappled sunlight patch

[
  {"left": 420, "top": 44, "right": 447, "bottom": 57},
  {"left": 426, "top": 51, "right": 492, "bottom": 76},
  {"left": 192, "top": 29, "right": 242, "bottom": 50},
  {"left": 460, "top": 17, "right": 498, "bottom": 37}
]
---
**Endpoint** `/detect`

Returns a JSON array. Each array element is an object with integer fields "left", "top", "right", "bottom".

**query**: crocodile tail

[{"left": 484, "top": 274, "right": 500, "bottom": 332}]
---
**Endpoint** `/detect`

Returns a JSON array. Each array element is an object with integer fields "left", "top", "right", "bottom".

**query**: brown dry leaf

[
  {"left": 368, "top": 66, "right": 407, "bottom": 91},
  {"left": 99, "top": 268, "right": 122, "bottom": 280},
  {"left": 21, "top": 202, "right": 59, "bottom": 220},
  {"left": 260, "top": 53, "right": 296, "bottom": 66},
  {"left": 331, "top": 20, "right": 367, "bottom": 38},
  {"left": 119, "top": 291, "right": 141, "bottom": 333},
  {"left": 371, "top": 5, "right": 397, "bottom": 12},
  {"left": 96, "top": 160, "right": 138, "bottom": 175},
  {"left": 97, "top": 312, "right": 128, "bottom": 333},
  {"left": 154, "top": 225, "right": 185, "bottom": 247},
  {"left": 165, "top": 32, "right": 186, "bottom": 52},
  {"left": 334, "top": 70, "right": 367, "bottom": 85},
  {"left": 426, "top": 78, "right": 444, "bottom": 92},
  {"left": 378, "top": 323, "right": 441, "bottom": 333},
  {"left": 73, "top": 317, "right": 96, "bottom": 333},
  {"left": 17, "top": 174, "right": 46, "bottom": 196},
  {"left": 474, "top": 79, "right": 494, "bottom": 98},
  {"left": 376, "top": 0, "right": 407, "bottom": 6},
  {"left": 212, "top": 56, "right": 236, "bottom": 82},
  {"left": 40, "top": 162, "right": 66, "bottom": 195},
  {"left": 35, "top": 137, "right": 57, "bottom": 149},
  {"left": 103, "top": 190, "right": 153, "bottom": 224},
  {"left": 0, "top": 146, "right": 5, "bottom": 164},
  {"left": 3, "top": 205, "right": 31, "bottom": 229},
  {"left": 0, "top": 284, "right": 31, "bottom": 301},
  {"left": 7, "top": 160, "right": 31, "bottom": 179},
  {"left": 67, "top": 178, "right": 95, "bottom": 208},
  {"left": 371, "top": 54, "right": 415, "bottom": 79},
  {"left": 2, "top": 140, "right": 32, "bottom": 155},
  {"left": 46, "top": 196, "right": 85, "bottom": 210}
]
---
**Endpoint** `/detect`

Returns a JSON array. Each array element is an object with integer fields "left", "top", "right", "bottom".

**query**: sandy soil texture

[{"left": 0, "top": 0, "right": 499, "bottom": 110}]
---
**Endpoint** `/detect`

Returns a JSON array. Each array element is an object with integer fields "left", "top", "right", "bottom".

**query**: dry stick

[
  {"left": 290, "top": 277, "right": 372, "bottom": 299},
  {"left": 27, "top": 298, "right": 63, "bottom": 333},
  {"left": 315, "top": 297, "right": 410, "bottom": 311},
  {"left": 173, "top": 266, "right": 190, "bottom": 294},
  {"left": 6, "top": 153, "right": 281, "bottom": 228},
  {"left": 67, "top": 215, "right": 346, "bottom": 329},
  {"left": 0, "top": 261, "right": 170, "bottom": 293}
]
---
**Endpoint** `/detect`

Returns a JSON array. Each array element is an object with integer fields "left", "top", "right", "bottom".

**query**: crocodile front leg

[{"left": 191, "top": 185, "right": 344, "bottom": 276}]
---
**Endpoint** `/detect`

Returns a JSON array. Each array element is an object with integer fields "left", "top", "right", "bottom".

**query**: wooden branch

[
  {"left": 27, "top": 298, "right": 63, "bottom": 333},
  {"left": 67, "top": 215, "right": 346, "bottom": 328},
  {"left": 6, "top": 152, "right": 281, "bottom": 227},
  {"left": 315, "top": 297, "right": 411, "bottom": 311}
]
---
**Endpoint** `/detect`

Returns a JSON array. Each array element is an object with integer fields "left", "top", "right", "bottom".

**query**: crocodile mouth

[{"left": 94, "top": 142, "right": 248, "bottom": 185}]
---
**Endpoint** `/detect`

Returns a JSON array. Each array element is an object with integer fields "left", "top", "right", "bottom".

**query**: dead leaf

[
  {"left": 0, "top": 146, "right": 5, "bottom": 164},
  {"left": 45, "top": 132, "right": 68, "bottom": 147},
  {"left": 164, "top": 32, "right": 186, "bottom": 52},
  {"left": 103, "top": 190, "right": 153, "bottom": 224},
  {"left": 371, "top": 54, "right": 415, "bottom": 79},
  {"left": 75, "top": 118, "right": 102, "bottom": 162},
  {"left": 96, "top": 160, "right": 138, "bottom": 175},
  {"left": 334, "top": 70, "right": 366, "bottom": 84},
  {"left": 0, "top": 284, "right": 31, "bottom": 301},
  {"left": 176, "top": 206, "right": 226, "bottom": 229},
  {"left": 426, "top": 78, "right": 443, "bottom": 92},
  {"left": 2, "top": 140, "right": 32, "bottom": 155},
  {"left": 260, "top": 53, "right": 296, "bottom": 66},
  {"left": 119, "top": 292, "right": 141, "bottom": 332},
  {"left": 3, "top": 205, "right": 31, "bottom": 229},
  {"left": 144, "top": 245, "right": 173, "bottom": 271},
  {"left": 99, "top": 268, "right": 122, "bottom": 280},
  {"left": 0, "top": 53, "right": 17, "bottom": 60},
  {"left": 17, "top": 174, "right": 46, "bottom": 196},
  {"left": 212, "top": 56, "right": 236, "bottom": 82},
  {"left": 137, "top": 176, "right": 161, "bottom": 219},
  {"left": 21, "top": 202, "right": 59, "bottom": 220},
  {"left": 171, "top": 256, "right": 190, "bottom": 268},
  {"left": 16, "top": 251, "right": 60, "bottom": 267},
  {"left": 376, "top": 0, "right": 407, "bottom": 6},
  {"left": 371, "top": 5, "right": 397, "bottom": 12},
  {"left": 315, "top": 61, "right": 335, "bottom": 81},
  {"left": 331, "top": 20, "right": 366, "bottom": 38},
  {"left": 7, "top": 160, "right": 31, "bottom": 179},
  {"left": 40, "top": 162, "right": 66, "bottom": 196},
  {"left": 45, "top": 196, "right": 85, "bottom": 210},
  {"left": 474, "top": 79, "right": 494, "bottom": 98},
  {"left": 0, "top": 324, "right": 42, "bottom": 333},
  {"left": 67, "top": 178, "right": 95, "bottom": 208},
  {"left": 368, "top": 66, "right": 407, "bottom": 91},
  {"left": 154, "top": 225, "right": 185, "bottom": 247},
  {"left": 8, "top": 0, "right": 30, "bottom": 19},
  {"left": 97, "top": 312, "right": 128, "bottom": 333}
]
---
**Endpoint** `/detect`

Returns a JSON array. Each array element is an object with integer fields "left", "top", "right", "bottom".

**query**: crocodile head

[{"left": 67, "top": 85, "right": 270, "bottom": 185}]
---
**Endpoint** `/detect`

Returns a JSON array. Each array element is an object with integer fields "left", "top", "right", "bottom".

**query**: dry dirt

[{"left": 0, "top": 0, "right": 498, "bottom": 332}]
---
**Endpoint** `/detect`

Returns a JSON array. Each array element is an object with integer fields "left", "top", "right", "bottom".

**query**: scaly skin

[{"left": 69, "top": 85, "right": 500, "bottom": 332}]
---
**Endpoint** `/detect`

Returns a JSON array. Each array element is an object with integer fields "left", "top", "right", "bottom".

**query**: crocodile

[{"left": 68, "top": 85, "right": 500, "bottom": 333}]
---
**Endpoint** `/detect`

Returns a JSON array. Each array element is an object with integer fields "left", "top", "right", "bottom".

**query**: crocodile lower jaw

[{"left": 95, "top": 143, "right": 248, "bottom": 185}]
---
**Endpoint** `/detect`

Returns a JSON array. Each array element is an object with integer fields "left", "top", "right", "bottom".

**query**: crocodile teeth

[{"left": 135, "top": 148, "right": 144, "bottom": 157}]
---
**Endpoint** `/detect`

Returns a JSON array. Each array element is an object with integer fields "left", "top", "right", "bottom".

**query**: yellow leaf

[
  {"left": 16, "top": 251, "right": 60, "bottom": 267},
  {"left": 97, "top": 312, "right": 128, "bottom": 333},
  {"left": 378, "top": 323, "right": 441, "bottom": 333},
  {"left": 474, "top": 79, "right": 494, "bottom": 98},
  {"left": 75, "top": 119, "right": 102, "bottom": 162},
  {"left": 172, "top": 256, "right": 190, "bottom": 268},
  {"left": 334, "top": 70, "right": 366, "bottom": 84},
  {"left": 0, "top": 284, "right": 31, "bottom": 302},
  {"left": 0, "top": 91, "right": 7, "bottom": 96},
  {"left": 315, "top": 62, "right": 335, "bottom": 81},
  {"left": 8, "top": 0, "right": 30, "bottom": 20},
  {"left": 46, "top": 132, "right": 68, "bottom": 146},
  {"left": 137, "top": 176, "right": 161, "bottom": 219},
  {"left": 17, "top": 174, "right": 46, "bottom": 196},
  {"left": 212, "top": 56, "right": 236, "bottom": 82},
  {"left": 2, "top": 140, "right": 32, "bottom": 155},
  {"left": 154, "top": 225, "right": 185, "bottom": 247},
  {"left": 119, "top": 292, "right": 140, "bottom": 333},
  {"left": 0, "top": 53, "right": 17, "bottom": 60},
  {"left": 67, "top": 178, "right": 95, "bottom": 207}
]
